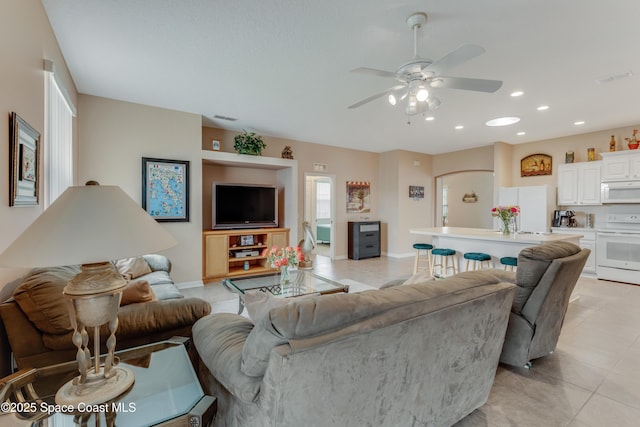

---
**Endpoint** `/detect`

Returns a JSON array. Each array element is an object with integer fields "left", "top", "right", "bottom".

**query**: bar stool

[
  {"left": 412, "top": 243, "right": 434, "bottom": 275},
  {"left": 464, "top": 252, "right": 492, "bottom": 271},
  {"left": 431, "top": 248, "right": 457, "bottom": 277},
  {"left": 500, "top": 256, "right": 518, "bottom": 271}
]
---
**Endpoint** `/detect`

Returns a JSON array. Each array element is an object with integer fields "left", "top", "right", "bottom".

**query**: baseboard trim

[{"left": 383, "top": 252, "right": 414, "bottom": 258}]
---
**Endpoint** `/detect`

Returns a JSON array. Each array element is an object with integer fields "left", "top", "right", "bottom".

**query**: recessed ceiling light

[
  {"left": 455, "top": 125, "right": 464, "bottom": 130},
  {"left": 537, "top": 105, "right": 549, "bottom": 111},
  {"left": 485, "top": 117, "right": 520, "bottom": 127},
  {"left": 517, "top": 131, "right": 526, "bottom": 136},
  {"left": 425, "top": 116, "right": 435, "bottom": 121},
  {"left": 574, "top": 121, "right": 585, "bottom": 126},
  {"left": 510, "top": 91, "right": 524, "bottom": 97}
]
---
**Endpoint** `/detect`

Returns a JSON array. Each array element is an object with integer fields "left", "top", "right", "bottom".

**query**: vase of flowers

[
  {"left": 491, "top": 205, "right": 520, "bottom": 236},
  {"left": 263, "top": 245, "right": 304, "bottom": 285},
  {"left": 624, "top": 129, "right": 639, "bottom": 150}
]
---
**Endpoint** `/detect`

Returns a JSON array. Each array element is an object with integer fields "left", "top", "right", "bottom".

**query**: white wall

[{"left": 78, "top": 95, "right": 202, "bottom": 284}]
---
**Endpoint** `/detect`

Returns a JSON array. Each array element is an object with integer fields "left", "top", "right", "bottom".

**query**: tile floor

[{"left": 182, "top": 255, "right": 640, "bottom": 427}]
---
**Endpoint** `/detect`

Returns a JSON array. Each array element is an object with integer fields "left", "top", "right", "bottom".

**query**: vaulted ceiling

[{"left": 42, "top": 0, "right": 640, "bottom": 154}]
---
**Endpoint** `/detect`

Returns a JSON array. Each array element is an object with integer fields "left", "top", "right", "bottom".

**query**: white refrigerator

[{"left": 497, "top": 185, "right": 552, "bottom": 233}]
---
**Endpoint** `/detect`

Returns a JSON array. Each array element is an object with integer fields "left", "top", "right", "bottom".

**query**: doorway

[
  {"left": 304, "top": 174, "right": 335, "bottom": 260},
  {"left": 435, "top": 171, "right": 494, "bottom": 228}
]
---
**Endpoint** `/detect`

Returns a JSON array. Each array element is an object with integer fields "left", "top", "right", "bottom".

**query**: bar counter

[{"left": 409, "top": 227, "right": 583, "bottom": 265}]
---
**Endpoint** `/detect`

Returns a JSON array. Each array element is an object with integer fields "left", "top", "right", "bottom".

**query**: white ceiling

[{"left": 42, "top": 0, "right": 640, "bottom": 155}]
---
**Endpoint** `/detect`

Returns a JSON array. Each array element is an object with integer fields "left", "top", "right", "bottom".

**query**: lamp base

[{"left": 55, "top": 366, "right": 135, "bottom": 406}]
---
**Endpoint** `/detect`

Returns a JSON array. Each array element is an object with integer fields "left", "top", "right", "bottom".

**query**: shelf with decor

[{"left": 202, "top": 228, "right": 290, "bottom": 283}]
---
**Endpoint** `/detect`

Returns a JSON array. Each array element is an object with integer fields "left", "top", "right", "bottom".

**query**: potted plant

[{"left": 233, "top": 130, "right": 266, "bottom": 155}]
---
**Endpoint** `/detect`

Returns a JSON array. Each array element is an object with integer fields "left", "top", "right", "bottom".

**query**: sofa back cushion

[
  {"left": 12, "top": 266, "right": 79, "bottom": 334},
  {"left": 240, "top": 271, "right": 505, "bottom": 378}
]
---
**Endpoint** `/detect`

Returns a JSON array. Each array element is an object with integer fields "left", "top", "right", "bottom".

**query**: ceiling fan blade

[
  {"left": 348, "top": 85, "right": 407, "bottom": 109},
  {"left": 432, "top": 76, "right": 503, "bottom": 93},
  {"left": 424, "top": 44, "right": 486, "bottom": 75},
  {"left": 350, "top": 67, "right": 397, "bottom": 79}
]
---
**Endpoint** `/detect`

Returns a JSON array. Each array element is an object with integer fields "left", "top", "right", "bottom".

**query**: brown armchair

[{"left": 493, "top": 241, "right": 589, "bottom": 368}]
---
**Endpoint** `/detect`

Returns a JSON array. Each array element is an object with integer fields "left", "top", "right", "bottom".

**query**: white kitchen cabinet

[
  {"left": 557, "top": 162, "right": 601, "bottom": 205},
  {"left": 551, "top": 228, "right": 596, "bottom": 274},
  {"left": 601, "top": 151, "right": 640, "bottom": 181},
  {"left": 498, "top": 185, "right": 553, "bottom": 233}
]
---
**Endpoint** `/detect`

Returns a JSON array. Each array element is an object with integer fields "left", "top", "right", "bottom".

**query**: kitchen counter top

[
  {"left": 410, "top": 227, "right": 583, "bottom": 243},
  {"left": 409, "top": 227, "right": 583, "bottom": 262}
]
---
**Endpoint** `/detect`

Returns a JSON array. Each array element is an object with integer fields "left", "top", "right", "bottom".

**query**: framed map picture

[{"left": 142, "top": 157, "right": 190, "bottom": 222}]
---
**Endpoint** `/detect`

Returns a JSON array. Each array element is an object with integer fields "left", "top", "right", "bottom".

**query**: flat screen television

[{"left": 212, "top": 183, "right": 278, "bottom": 229}]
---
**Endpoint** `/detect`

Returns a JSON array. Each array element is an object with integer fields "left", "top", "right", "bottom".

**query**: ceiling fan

[{"left": 348, "top": 12, "right": 503, "bottom": 116}]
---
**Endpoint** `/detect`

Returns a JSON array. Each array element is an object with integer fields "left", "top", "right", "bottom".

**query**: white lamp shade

[{"left": 0, "top": 185, "right": 177, "bottom": 268}]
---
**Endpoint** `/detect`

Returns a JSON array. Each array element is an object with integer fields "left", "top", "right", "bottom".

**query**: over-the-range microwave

[{"left": 601, "top": 180, "right": 640, "bottom": 203}]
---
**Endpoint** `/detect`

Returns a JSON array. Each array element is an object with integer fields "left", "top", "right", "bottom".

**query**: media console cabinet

[{"left": 202, "top": 228, "right": 290, "bottom": 283}]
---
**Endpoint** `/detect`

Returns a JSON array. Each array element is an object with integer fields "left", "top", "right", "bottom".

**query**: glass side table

[
  {"left": 222, "top": 269, "right": 348, "bottom": 314},
  {"left": 0, "top": 338, "right": 216, "bottom": 426}
]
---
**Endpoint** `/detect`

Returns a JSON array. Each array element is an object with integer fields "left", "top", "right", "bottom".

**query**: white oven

[
  {"left": 601, "top": 181, "right": 640, "bottom": 203},
  {"left": 596, "top": 213, "right": 640, "bottom": 285}
]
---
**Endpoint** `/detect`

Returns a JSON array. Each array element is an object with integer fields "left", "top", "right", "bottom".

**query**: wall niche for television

[{"left": 201, "top": 152, "right": 297, "bottom": 244}]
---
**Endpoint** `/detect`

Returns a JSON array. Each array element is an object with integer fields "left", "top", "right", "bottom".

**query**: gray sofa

[
  {"left": 0, "top": 254, "right": 211, "bottom": 377},
  {"left": 193, "top": 271, "right": 516, "bottom": 427},
  {"left": 492, "top": 241, "right": 590, "bottom": 368}
]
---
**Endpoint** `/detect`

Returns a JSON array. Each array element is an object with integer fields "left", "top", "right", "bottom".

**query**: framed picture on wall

[
  {"left": 521, "top": 153, "right": 552, "bottom": 177},
  {"left": 9, "top": 112, "right": 41, "bottom": 206},
  {"left": 346, "top": 181, "right": 370, "bottom": 213},
  {"left": 142, "top": 157, "right": 190, "bottom": 222}
]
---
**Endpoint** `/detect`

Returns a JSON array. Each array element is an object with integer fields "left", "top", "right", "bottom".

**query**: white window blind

[{"left": 45, "top": 70, "right": 75, "bottom": 207}]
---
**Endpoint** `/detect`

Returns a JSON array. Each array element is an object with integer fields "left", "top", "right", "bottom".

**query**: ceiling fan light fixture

[
  {"left": 416, "top": 87, "right": 429, "bottom": 102},
  {"left": 427, "top": 97, "right": 441, "bottom": 111}
]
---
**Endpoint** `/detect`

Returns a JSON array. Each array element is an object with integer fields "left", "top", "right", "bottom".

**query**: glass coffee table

[
  {"left": 222, "top": 270, "right": 349, "bottom": 314},
  {"left": 0, "top": 338, "right": 216, "bottom": 426}
]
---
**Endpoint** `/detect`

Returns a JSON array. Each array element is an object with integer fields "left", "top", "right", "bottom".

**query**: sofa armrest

[
  {"left": 142, "top": 254, "right": 171, "bottom": 273},
  {"left": 192, "top": 313, "right": 262, "bottom": 403}
]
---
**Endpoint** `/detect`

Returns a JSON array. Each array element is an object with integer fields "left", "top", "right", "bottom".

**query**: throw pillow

[
  {"left": 115, "top": 257, "right": 152, "bottom": 280},
  {"left": 241, "top": 291, "right": 290, "bottom": 377},
  {"left": 120, "top": 280, "right": 156, "bottom": 306}
]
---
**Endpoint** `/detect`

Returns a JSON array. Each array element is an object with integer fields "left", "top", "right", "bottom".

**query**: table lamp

[{"left": 0, "top": 183, "right": 177, "bottom": 405}]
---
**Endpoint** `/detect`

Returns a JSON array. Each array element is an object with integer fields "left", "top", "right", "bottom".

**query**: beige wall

[
  {"left": 432, "top": 145, "right": 494, "bottom": 177},
  {"left": 379, "top": 150, "right": 434, "bottom": 256},
  {"left": 78, "top": 95, "right": 202, "bottom": 284},
  {"left": 0, "top": 0, "right": 78, "bottom": 289}
]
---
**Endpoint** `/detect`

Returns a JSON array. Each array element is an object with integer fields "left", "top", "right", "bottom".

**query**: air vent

[
  {"left": 595, "top": 71, "right": 633, "bottom": 84},
  {"left": 213, "top": 114, "right": 238, "bottom": 121}
]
